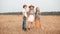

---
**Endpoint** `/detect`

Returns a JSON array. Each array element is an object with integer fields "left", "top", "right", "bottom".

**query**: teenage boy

[{"left": 22, "top": 4, "right": 27, "bottom": 31}]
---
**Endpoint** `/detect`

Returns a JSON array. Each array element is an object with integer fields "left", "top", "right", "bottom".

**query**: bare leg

[{"left": 27, "top": 21, "right": 31, "bottom": 30}]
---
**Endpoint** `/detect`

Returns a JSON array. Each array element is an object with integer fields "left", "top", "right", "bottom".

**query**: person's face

[
  {"left": 25, "top": 6, "right": 27, "bottom": 9},
  {"left": 30, "top": 7, "right": 34, "bottom": 10}
]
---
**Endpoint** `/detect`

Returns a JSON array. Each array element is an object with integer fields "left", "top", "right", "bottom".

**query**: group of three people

[{"left": 22, "top": 4, "right": 41, "bottom": 31}]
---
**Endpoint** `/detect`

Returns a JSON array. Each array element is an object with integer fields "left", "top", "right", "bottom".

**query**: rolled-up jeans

[{"left": 22, "top": 16, "right": 26, "bottom": 29}]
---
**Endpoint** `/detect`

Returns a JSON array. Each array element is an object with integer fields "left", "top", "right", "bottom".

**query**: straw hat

[{"left": 29, "top": 5, "right": 34, "bottom": 8}]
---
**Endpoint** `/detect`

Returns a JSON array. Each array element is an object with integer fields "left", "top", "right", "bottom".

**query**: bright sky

[{"left": 0, "top": 0, "right": 60, "bottom": 13}]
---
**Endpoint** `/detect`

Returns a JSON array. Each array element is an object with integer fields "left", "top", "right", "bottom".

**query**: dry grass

[{"left": 0, "top": 15, "right": 60, "bottom": 34}]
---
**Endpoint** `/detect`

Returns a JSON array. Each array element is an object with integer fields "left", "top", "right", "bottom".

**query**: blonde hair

[{"left": 35, "top": 7, "right": 40, "bottom": 21}]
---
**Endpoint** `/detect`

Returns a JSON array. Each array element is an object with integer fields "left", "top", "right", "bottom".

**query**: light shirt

[{"left": 22, "top": 9, "right": 27, "bottom": 17}]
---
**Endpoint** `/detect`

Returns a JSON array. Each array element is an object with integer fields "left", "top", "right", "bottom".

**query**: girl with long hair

[{"left": 35, "top": 7, "right": 41, "bottom": 29}]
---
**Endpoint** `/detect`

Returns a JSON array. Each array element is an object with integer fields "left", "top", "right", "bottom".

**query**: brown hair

[{"left": 23, "top": 5, "right": 27, "bottom": 8}]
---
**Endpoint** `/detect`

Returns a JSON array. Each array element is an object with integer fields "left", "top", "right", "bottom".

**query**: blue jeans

[{"left": 22, "top": 16, "right": 26, "bottom": 29}]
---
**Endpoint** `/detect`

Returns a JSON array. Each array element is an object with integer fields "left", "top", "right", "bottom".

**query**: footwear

[
  {"left": 23, "top": 28, "right": 27, "bottom": 31},
  {"left": 28, "top": 28, "right": 30, "bottom": 30}
]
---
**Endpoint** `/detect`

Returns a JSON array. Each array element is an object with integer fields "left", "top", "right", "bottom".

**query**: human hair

[
  {"left": 23, "top": 4, "right": 27, "bottom": 8},
  {"left": 36, "top": 7, "right": 40, "bottom": 13},
  {"left": 35, "top": 7, "right": 40, "bottom": 21}
]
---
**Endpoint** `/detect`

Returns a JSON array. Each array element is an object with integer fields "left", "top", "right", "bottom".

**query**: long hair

[{"left": 35, "top": 7, "right": 40, "bottom": 21}]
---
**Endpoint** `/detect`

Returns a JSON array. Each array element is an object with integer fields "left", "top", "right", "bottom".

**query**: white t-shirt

[{"left": 22, "top": 9, "right": 27, "bottom": 17}]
